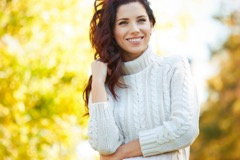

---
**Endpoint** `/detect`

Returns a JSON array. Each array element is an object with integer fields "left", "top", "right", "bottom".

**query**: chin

[{"left": 129, "top": 46, "right": 146, "bottom": 54}]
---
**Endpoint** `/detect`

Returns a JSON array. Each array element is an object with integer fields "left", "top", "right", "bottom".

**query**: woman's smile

[{"left": 126, "top": 36, "right": 144, "bottom": 45}]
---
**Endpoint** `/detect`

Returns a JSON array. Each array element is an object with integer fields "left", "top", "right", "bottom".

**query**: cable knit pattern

[
  {"left": 133, "top": 74, "right": 146, "bottom": 133},
  {"left": 149, "top": 65, "right": 159, "bottom": 127},
  {"left": 88, "top": 46, "right": 200, "bottom": 159}
]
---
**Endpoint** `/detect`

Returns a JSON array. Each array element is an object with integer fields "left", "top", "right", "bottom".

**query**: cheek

[
  {"left": 114, "top": 32, "right": 120, "bottom": 41},
  {"left": 114, "top": 29, "right": 125, "bottom": 42},
  {"left": 143, "top": 27, "right": 152, "bottom": 36}
]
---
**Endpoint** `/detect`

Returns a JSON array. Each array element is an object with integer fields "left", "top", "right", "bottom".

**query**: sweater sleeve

[
  {"left": 87, "top": 92, "right": 124, "bottom": 155},
  {"left": 138, "top": 56, "right": 200, "bottom": 157}
]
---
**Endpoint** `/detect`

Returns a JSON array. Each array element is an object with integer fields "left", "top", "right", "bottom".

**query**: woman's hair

[{"left": 83, "top": 0, "right": 156, "bottom": 115}]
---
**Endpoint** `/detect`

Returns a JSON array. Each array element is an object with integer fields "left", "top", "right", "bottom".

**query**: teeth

[{"left": 128, "top": 38, "right": 142, "bottom": 42}]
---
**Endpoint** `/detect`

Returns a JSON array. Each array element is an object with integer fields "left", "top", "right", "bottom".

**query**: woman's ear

[{"left": 150, "top": 20, "right": 154, "bottom": 28}]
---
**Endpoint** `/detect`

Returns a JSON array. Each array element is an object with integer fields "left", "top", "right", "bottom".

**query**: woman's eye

[
  {"left": 119, "top": 21, "right": 128, "bottom": 25},
  {"left": 138, "top": 19, "right": 146, "bottom": 23}
]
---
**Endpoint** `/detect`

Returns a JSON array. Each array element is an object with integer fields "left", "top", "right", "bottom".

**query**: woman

[{"left": 83, "top": 0, "right": 200, "bottom": 159}]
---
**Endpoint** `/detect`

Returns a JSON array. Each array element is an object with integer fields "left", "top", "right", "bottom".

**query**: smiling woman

[
  {"left": 114, "top": 2, "right": 153, "bottom": 61},
  {"left": 83, "top": 0, "right": 200, "bottom": 159}
]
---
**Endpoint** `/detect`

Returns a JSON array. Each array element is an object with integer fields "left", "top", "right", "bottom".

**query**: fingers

[
  {"left": 92, "top": 60, "right": 112, "bottom": 76},
  {"left": 91, "top": 60, "right": 108, "bottom": 84}
]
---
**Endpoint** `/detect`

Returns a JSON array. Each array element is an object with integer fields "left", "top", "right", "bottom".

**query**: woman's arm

[
  {"left": 88, "top": 61, "right": 124, "bottom": 155},
  {"left": 91, "top": 60, "right": 108, "bottom": 103},
  {"left": 100, "top": 139, "right": 143, "bottom": 160},
  {"left": 138, "top": 56, "right": 200, "bottom": 157}
]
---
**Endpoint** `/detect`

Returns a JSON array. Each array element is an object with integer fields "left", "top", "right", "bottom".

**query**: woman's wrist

[
  {"left": 92, "top": 78, "right": 105, "bottom": 86},
  {"left": 91, "top": 79, "right": 107, "bottom": 103},
  {"left": 117, "top": 139, "right": 143, "bottom": 159},
  {"left": 115, "top": 145, "right": 127, "bottom": 160}
]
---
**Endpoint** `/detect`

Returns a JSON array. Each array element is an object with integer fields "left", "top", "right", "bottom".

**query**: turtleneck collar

[{"left": 122, "top": 46, "right": 155, "bottom": 75}]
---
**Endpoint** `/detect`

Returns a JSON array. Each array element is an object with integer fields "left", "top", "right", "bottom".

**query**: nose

[{"left": 130, "top": 23, "right": 140, "bottom": 34}]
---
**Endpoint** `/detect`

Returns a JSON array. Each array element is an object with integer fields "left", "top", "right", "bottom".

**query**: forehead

[{"left": 116, "top": 2, "right": 147, "bottom": 19}]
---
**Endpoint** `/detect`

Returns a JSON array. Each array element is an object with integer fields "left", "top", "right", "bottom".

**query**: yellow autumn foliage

[{"left": 0, "top": 0, "right": 93, "bottom": 159}]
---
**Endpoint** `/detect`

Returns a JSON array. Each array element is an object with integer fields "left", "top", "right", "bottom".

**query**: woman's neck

[{"left": 121, "top": 46, "right": 155, "bottom": 75}]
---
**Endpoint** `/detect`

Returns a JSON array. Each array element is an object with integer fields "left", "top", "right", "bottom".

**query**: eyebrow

[{"left": 116, "top": 15, "right": 147, "bottom": 22}]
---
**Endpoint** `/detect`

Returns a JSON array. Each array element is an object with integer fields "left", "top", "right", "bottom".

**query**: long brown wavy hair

[{"left": 83, "top": 0, "right": 156, "bottom": 115}]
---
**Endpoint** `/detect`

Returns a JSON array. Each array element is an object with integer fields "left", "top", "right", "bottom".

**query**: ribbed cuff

[
  {"left": 139, "top": 128, "right": 161, "bottom": 157},
  {"left": 89, "top": 102, "right": 114, "bottom": 119}
]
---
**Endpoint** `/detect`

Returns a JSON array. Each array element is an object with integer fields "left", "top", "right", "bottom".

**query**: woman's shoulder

[{"left": 160, "top": 54, "right": 189, "bottom": 68}]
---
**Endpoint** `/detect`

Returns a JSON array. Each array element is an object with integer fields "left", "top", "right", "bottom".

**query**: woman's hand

[
  {"left": 100, "top": 148, "right": 124, "bottom": 160},
  {"left": 100, "top": 154, "right": 119, "bottom": 160},
  {"left": 99, "top": 139, "right": 142, "bottom": 160},
  {"left": 91, "top": 60, "right": 108, "bottom": 85},
  {"left": 91, "top": 60, "right": 108, "bottom": 103}
]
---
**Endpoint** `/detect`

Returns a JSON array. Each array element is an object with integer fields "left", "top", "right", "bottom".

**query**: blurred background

[{"left": 0, "top": 0, "right": 239, "bottom": 159}]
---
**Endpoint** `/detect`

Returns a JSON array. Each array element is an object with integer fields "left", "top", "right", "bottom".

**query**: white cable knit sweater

[{"left": 88, "top": 46, "right": 200, "bottom": 159}]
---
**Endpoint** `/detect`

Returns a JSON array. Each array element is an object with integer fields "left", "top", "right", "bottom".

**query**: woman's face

[{"left": 114, "top": 2, "right": 153, "bottom": 61}]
